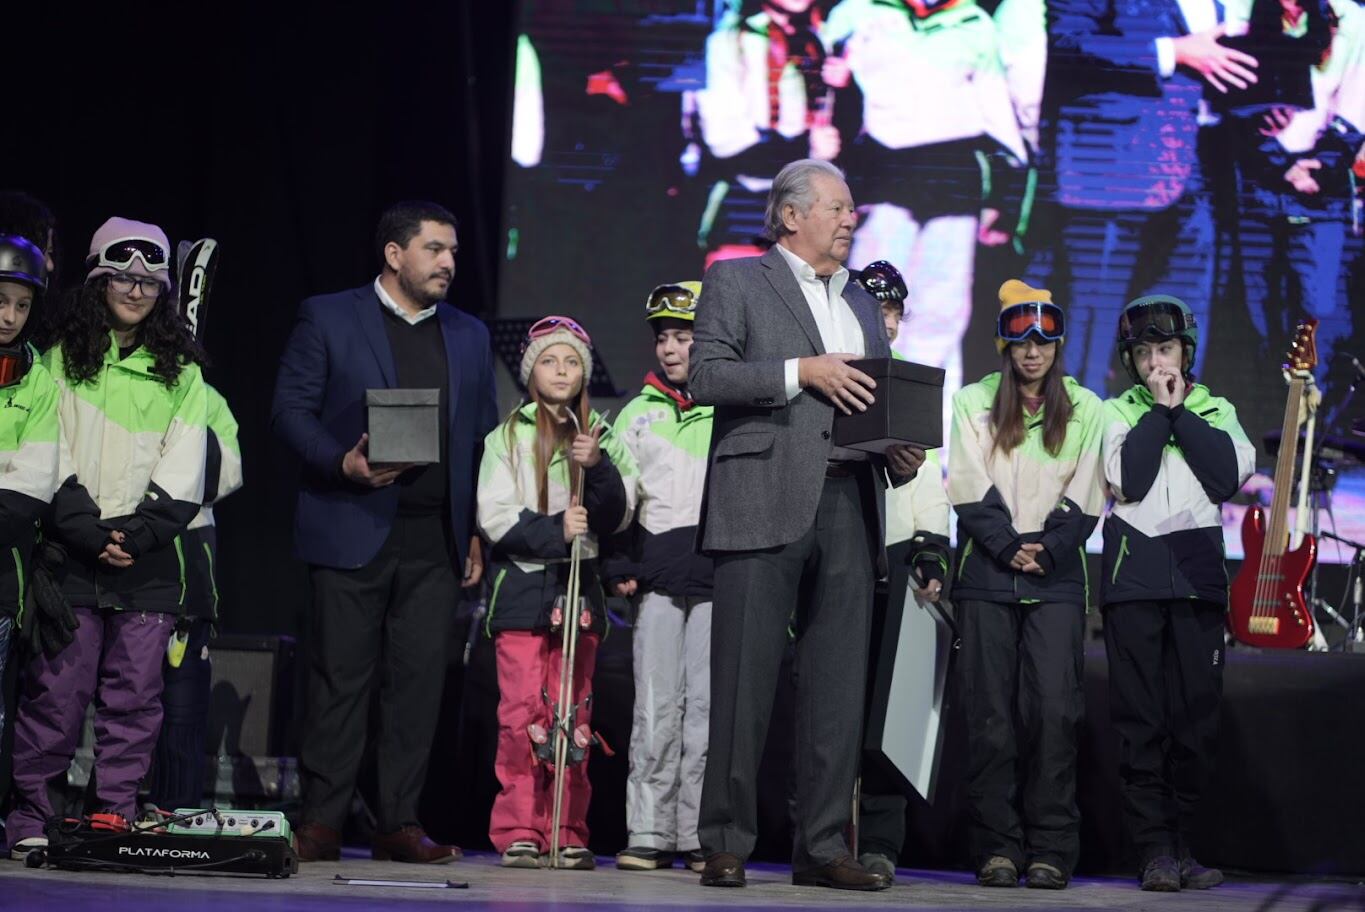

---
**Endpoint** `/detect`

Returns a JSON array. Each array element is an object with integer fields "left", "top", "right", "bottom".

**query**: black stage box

[
  {"left": 209, "top": 634, "right": 297, "bottom": 759},
  {"left": 832, "top": 358, "right": 944, "bottom": 453}
]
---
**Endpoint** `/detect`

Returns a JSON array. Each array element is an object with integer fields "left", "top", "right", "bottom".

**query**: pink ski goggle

[{"left": 525, "top": 315, "right": 593, "bottom": 349}]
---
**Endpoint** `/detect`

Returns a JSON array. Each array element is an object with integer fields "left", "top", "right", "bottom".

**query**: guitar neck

[{"left": 1265, "top": 377, "right": 1306, "bottom": 557}]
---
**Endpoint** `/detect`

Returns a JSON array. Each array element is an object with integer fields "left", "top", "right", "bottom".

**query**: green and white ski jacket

[
  {"left": 886, "top": 447, "right": 952, "bottom": 583},
  {"left": 948, "top": 372, "right": 1105, "bottom": 605},
  {"left": 602, "top": 374, "right": 715, "bottom": 599},
  {"left": 0, "top": 346, "right": 61, "bottom": 618},
  {"left": 1100, "top": 384, "right": 1255, "bottom": 606},
  {"left": 184, "top": 384, "right": 244, "bottom": 623},
  {"left": 477, "top": 402, "right": 638, "bottom": 634},
  {"left": 45, "top": 338, "right": 208, "bottom": 614}
]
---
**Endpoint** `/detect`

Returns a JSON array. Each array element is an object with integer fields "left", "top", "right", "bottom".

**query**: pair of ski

[
  {"left": 177, "top": 238, "right": 219, "bottom": 343},
  {"left": 528, "top": 411, "right": 611, "bottom": 869}
]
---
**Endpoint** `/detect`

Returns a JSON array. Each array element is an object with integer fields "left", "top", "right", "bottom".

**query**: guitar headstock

[{"left": 1283, "top": 319, "right": 1319, "bottom": 377}]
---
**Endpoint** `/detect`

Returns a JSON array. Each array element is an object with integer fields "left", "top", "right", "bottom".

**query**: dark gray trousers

[
  {"left": 299, "top": 514, "right": 456, "bottom": 834},
  {"left": 698, "top": 471, "right": 878, "bottom": 870}
]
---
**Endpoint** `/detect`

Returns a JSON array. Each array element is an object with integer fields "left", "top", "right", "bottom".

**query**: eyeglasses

[
  {"left": 645, "top": 284, "right": 698, "bottom": 316},
  {"left": 997, "top": 301, "right": 1065, "bottom": 343},
  {"left": 107, "top": 274, "right": 164, "bottom": 296},
  {"left": 1117, "top": 298, "right": 1195, "bottom": 342},
  {"left": 525, "top": 315, "right": 593, "bottom": 349},
  {"left": 87, "top": 237, "right": 169, "bottom": 274}
]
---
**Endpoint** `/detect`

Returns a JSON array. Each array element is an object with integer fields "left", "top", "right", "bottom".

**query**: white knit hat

[{"left": 519, "top": 327, "right": 593, "bottom": 387}]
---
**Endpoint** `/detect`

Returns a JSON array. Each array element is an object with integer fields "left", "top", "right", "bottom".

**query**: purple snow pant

[{"left": 6, "top": 607, "right": 169, "bottom": 848}]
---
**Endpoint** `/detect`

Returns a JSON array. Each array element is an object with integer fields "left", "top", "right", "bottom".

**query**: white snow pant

[{"left": 626, "top": 591, "right": 712, "bottom": 851}]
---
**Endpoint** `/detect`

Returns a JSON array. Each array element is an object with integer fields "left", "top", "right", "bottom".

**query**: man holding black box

[
  {"left": 272, "top": 201, "right": 498, "bottom": 863},
  {"left": 689, "top": 159, "right": 926, "bottom": 892}
]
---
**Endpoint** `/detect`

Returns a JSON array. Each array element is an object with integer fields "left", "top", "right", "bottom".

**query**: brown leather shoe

[
  {"left": 793, "top": 855, "right": 893, "bottom": 891},
  {"left": 371, "top": 825, "right": 462, "bottom": 864},
  {"left": 699, "top": 852, "right": 746, "bottom": 887},
  {"left": 293, "top": 822, "right": 341, "bottom": 862}
]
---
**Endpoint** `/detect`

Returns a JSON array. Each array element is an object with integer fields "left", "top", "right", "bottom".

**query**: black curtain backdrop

[{"left": 10, "top": 1, "right": 519, "bottom": 637}]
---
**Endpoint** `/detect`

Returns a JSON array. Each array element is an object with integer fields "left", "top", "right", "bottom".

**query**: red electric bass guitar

[{"left": 1227, "top": 320, "right": 1319, "bottom": 649}]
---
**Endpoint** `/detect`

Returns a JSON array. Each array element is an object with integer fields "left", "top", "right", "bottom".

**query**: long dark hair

[
  {"left": 503, "top": 383, "right": 592, "bottom": 515},
  {"left": 990, "top": 343, "right": 1073, "bottom": 457},
  {"left": 54, "top": 276, "right": 207, "bottom": 388}
]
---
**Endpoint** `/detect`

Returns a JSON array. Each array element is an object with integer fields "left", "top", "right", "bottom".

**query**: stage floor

[{"left": 1, "top": 850, "right": 1360, "bottom": 911}]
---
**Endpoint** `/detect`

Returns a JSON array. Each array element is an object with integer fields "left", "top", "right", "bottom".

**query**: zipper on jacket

[
  {"left": 173, "top": 536, "right": 187, "bottom": 606},
  {"left": 956, "top": 539, "right": 974, "bottom": 582},
  {"left": 1163, "top": 467, "right": 1176, "bottom": 595},
  {"left": 11, "top": 547, "right": 24, "bottom": 628},
  {"left": 485, "top": 567, "right": 508, "bottom": 636},
  {"left": 1078, "top": 546, "right": 1091, "bottom": 610},
  {"left": 1111, "top": 534, "right": 1130, "bottom": 586},
  {"left": 202, "top": 541, "right": 219, "bottom": 623}
]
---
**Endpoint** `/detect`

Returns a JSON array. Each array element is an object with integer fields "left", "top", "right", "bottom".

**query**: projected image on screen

[{"left": 501, "top": 0, "right": 1365, "bottom": 562}]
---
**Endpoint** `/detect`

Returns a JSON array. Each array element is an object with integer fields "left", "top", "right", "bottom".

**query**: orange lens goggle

[{"left": 997, "top": 301, "right": 1065, "bottom": 343}]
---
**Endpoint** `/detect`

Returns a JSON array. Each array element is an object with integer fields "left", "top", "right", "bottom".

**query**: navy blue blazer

[
  {"left": 1048, "top": 0, "right": 1222, "bottom": 211},
  {"left": 272, "top": 285, "right": 499, "bottom": 570}
]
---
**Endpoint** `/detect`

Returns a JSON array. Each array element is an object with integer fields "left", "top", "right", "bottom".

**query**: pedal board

[
  {"left": 168, "top": 808, "right": 292, "bottom": 840},
  {"left": 42, "top": 825, "right": 297, "bottom": 878}
]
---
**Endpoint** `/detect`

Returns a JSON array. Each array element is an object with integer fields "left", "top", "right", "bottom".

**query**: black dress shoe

[
  {"left": 699, "top": 852, "right": 746, "bottom": 887},
  {"left": 792, "top": 855, "right": 892, "bottom": 891}
]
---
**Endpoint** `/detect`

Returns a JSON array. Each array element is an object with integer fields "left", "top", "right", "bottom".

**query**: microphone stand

[{"left": 1319, "top": 531, "right": 1365, "bottom": 653}]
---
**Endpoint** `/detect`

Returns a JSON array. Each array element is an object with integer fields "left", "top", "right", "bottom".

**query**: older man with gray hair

[{"left": 689, "top": 159, "right": 925, "bottom": 891}]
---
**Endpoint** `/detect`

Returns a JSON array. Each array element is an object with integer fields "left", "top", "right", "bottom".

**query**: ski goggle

[
  {"left": 524, "top": 315, "right": 593, "bottom": 351},
  {"left": 1117, "top": 296, "right": 1196, "bottom": 343},
  {"left": 645, "top": 282, "right": 699, "bottom": 318},
  {"left": 85, "top": 237, "right": 170, "bottom": 274},
  {"left": 997, "top": 301, "right": 1065, "bottom": 344}
]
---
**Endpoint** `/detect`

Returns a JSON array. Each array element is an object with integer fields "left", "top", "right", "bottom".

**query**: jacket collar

[
  {"left": 102, "top": 331, "right": 158, "bottom": 375},
  {"left": 643, "top": 371, "right": 696, "bottom": 411}
]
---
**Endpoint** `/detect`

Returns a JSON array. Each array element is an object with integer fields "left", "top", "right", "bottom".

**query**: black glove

[
  {"left": 22, "top": 540, "right": 78, "bottom": 658},
  {"left": 914, "top": 558, "right": 945, "bottom": 586}
]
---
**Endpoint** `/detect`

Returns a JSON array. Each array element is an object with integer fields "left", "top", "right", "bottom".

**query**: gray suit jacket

[{"left": 690, "top": 245, "right": 903, "bottom": 561}]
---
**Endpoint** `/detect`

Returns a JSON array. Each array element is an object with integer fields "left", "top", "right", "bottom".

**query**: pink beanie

[{"left": 86, "top": 217, "right": 173, "bottom": 288}]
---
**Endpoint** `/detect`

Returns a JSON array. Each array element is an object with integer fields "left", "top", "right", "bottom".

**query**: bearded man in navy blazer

[{"left": 273, "top": 201, "right": 498, "bottom": 864}]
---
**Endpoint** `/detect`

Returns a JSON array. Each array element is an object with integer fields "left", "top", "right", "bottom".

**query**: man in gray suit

[{"left": 689, "top": 159, "right": 926, "bottom": 891}]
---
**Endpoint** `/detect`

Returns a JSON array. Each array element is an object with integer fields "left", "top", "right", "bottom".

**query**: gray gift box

[
  {"left": 365, "top": 389, "right": 441, "bottom": 464},
  {"left": 832, "top": 358, "right": 945, "bottom": 453}
]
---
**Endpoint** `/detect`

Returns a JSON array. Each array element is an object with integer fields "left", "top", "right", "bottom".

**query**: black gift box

[
  {"left": 1207, "top": 33, "right": 1316, "bottom": 116},
  {"left": 366, "top": 388, "right": 441, "bottom": 464},
  {"left": 832, "top": 358, "right": 944, "bottom": 453}
]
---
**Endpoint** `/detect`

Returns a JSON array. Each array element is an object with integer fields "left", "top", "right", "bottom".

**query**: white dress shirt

[
  {"left": 1155, "top": 0, "right": 1225, "bottom": 77},
  {"left": 774, "top": 243, "right": 870, "bottom": 461},
  {"left": 374, "top": 276, "right": 437, "bottom": 325}
]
